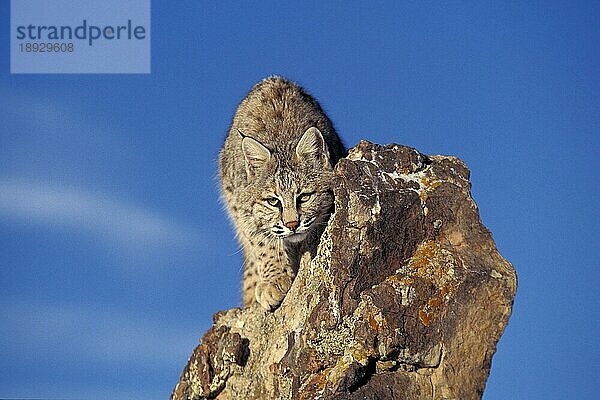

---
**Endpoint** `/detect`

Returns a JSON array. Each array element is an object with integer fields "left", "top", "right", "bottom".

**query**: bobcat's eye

[
  {"left": 265, "top": 197, "right": 281, "bottom": 207},
  {"left": 297, "top": 192, "right": 314, "bottom": 204}
]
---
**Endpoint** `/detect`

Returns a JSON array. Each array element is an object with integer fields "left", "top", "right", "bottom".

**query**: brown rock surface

[{"left": 172, "top": 141, "right": 517, "bottom": 400}]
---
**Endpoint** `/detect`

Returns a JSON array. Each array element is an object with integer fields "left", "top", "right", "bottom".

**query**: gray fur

[{"left": 219, "top": 76, "right": 345, "bottom": 310}]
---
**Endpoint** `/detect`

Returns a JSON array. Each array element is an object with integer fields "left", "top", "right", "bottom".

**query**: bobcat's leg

[
  {"left": 252, "top": 238, "right": 294, "bottom": 310},
  {"left": 241, "top": 235, "right": 260, "bottom": 308}
]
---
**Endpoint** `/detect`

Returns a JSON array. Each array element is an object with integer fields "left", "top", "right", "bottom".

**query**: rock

[{"left": 171, "top": 141, "right": 517, "bottom": 400}]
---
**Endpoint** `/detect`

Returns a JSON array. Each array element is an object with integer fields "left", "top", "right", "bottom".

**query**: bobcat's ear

[
  {"left": 296, "top": 127, "right": 329, "bottom": 165},
  {"left": 242, "top": 136, "right": 271, "bottom": 177}
]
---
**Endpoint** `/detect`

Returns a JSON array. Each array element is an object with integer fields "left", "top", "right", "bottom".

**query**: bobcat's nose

[{"left": 285, "top": 220, "right": 299, "bottom": 231}]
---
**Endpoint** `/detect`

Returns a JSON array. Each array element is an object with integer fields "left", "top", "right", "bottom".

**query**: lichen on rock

[{"left": 171, "top": 141, "right": 517, "bottom": 400}]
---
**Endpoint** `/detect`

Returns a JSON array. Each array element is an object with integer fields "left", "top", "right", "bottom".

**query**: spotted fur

[{"left": 219, "top": 76, "right": 345, "bottom": 310}]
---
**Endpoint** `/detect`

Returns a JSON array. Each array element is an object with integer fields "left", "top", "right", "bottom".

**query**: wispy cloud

[
  {"left": 0, "top": 300, "right": 198, "bottom": 367},
  {"left": 0, "top": 300, "right": 202, "bottom": 400},
  {"left": 0, "top": 178, "right": 203, "bottom": 267},
  {"left": 0, "top": 87, "right": 208, "bottom": 271}
]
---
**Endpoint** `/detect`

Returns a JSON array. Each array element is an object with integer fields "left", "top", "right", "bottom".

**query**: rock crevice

[{"left": 172, "top": 141, "right": 517, "bottom": 400}]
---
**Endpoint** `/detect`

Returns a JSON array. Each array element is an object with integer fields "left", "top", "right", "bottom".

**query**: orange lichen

[
  {"left": 408, "top": 240, "right": 441, "bottom": 270},
  {"left": 421, "top": 176, "right": 442, "bottom": 189},
  {"left": 406, "top": 241, "right": 462, "bottom": 326},
  {"left": 428, "top": 297, "right": 442, "bottom": 308},
  {"left": 418, "top": 309, "right": 433, "bottom": 326},
  {"left": 368, "top": 313, "right": 379, "bottom": 331},
  {"left": 417, "top": 176, "right": 443, "bottom": 204},
  {"left": 380, "top": 241, "right": 460, "bottom": 327},
  {"left": 299, "top": 368, "right": 330, "bottom": 399},
  {"left": 366, "top": 312, "right": 387, "bottom": 332},
  {"left": 440, "top": 285, "right": 451, "bottom": 297}
]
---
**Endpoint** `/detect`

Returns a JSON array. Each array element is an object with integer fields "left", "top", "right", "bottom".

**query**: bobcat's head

[{"left": 241, "top": 126, "right": 335, "bottom": 243}]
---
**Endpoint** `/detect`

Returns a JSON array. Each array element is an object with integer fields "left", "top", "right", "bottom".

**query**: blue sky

[{"left": 1, "top": 1, "right": 598, "bottom": 399}]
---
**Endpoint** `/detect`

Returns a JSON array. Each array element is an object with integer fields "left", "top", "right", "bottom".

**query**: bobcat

[{"left": 219, "top": 76, "right": 345, "bottom": 310}]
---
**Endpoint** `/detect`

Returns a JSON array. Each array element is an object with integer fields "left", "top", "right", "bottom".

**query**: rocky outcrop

[{"left": 172, "top": 141, "right": 517, "bottom": 400}]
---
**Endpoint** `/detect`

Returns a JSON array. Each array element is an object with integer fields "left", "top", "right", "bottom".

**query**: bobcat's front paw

[{"left": 255, "top": 274, "right": 293, "bottom": 311}]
